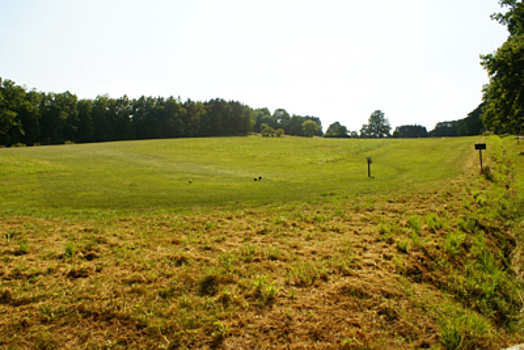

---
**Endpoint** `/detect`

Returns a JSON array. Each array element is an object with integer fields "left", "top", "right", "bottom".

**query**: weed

[
  {"left": 64, "top": 241, "right": 76, "bottom": 259},
  {"left": 409, "top": 230, "right": 420, "bottom": 248},
  {"left": 266, "top": 244, "right": 281, "bottom": 261},
  {"left": 393, "top": 254, "right": 406, "bottom": 275},
  {"left": 240, "top": 244, "right": 258, "bottom": 262},
  {"left": 211, "top": 321, "right": 231, "bottom": 340},
  {"left": 439, "top": 310, "right": 492, "bottom": 350},
  {"left": 252, "top": 274, "right": 269, "bottom": 291},
  {"left": 264, "top": 282, "right": 281, "bottom": 300},
  {"left": 39, "top": 304, "right": 56, "bottom": 321},
  {"left": 396, "top": 238, "right": 410, "bottom": 254},
  {"left": 444, "top": 230, "right": 466, "bottom": 256},
  {"left": 272, "top": 215, "right": 287, "bottom": 225},
  {"left": 15, "top": 239, "right": 29, "bottom": 255},
  {"left": 425, "top": 212, "right": 444, "bottom": 232},
  {"left": 378, "top": 222, "right": 391, "bottom": 235},
  {"left": 252, "top": 274, "right": 281, "bottom": 305},
  {"left": 407, "top": 216, "right": 422, "bottom": 234},
  {"left": 288, "top": 261, "right": 329, "bottom": 287}
]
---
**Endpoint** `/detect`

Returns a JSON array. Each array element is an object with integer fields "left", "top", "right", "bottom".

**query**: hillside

[
  {"left": 0, "top": 135, "right": 523, "bottom": 349},
  {"left": 1, "top": 136, "right": 473, "bottom": 214}
]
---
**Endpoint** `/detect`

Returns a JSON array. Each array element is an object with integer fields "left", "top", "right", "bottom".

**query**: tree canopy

[
  {"left": 481, "top": 0, "right": 524, "bottom": 134},
  {"left": 360, "top": 110, "right": 391, "bottom": 138},
  {"left": 302, "top": 120, "right": 320, "bottom": 137},
  {"left": 392, "top": 125, "right": 428, "bottom": 138},
  {"left": 324, "top": 121, "right": 349, "bottom": 138},
  {"left": 0, "top": 79, "right": 325, "bottom": 146}
]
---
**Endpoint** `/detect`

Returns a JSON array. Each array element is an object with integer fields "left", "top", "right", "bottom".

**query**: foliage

[
  {"left": 428, "top": 103, "right": 485, "bottom": 137},
  {"left": 481, "top": 0, "right": 524, "bottom": 134},
  {"left": 1, "top": 79, "right": 327, "bottom": 146},
  {"left": 429, "top": 121, "right": 458, "bottom": 137},
  {"left": 260, "top": 123, "right": 275, "bottom": 137},
  {"left": 301, "top": 119, "right": 320, "bottom": 137},
  {"left": 0, "top": 78, "right": 29, "bottom": 146},
  {"left": 324, "top": 121, "right": 349, "bottom": 138},
  {"left": 457, "top": 103, "right": 485, "bottom": 136},
  {"left": 286, "top": 114, "right": 323, "bottom": 137},
  {"left": 392, "top": 124, "right": 428, "bottom": 138},
  {"left": 360, "top": 110, "right": 391, "bottom": 138}
]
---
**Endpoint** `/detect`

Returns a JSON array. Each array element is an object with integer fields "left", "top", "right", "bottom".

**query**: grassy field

[
  {"left": 0, "top": 135, "right": 523, "bottom": 349},
  {"left": 1, "top": 136, "right": 475, "bottom": 215}
]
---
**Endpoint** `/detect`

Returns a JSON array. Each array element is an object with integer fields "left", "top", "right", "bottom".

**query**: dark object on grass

[
  {"left": 259, "top": 176, "right": 262, "bottom": 181},
  {"left": 254, "top": 178, "right": 257, "bottom": 181}
]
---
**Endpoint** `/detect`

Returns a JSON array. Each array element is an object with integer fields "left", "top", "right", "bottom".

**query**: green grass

[
  {"left": 1, "top": 134, "right": 523, "bottom": 349},
  {"left": 0, "top": 136, "right": 477, "bottom": 216}
]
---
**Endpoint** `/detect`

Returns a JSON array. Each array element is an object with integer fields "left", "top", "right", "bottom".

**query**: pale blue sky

[{"left": 0, "top": 0, "right": 509, "bottom": 132}]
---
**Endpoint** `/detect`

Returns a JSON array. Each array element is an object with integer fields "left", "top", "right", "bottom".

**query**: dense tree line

[
  {"left": 252, "top": 107, "right": 323, "bottom": 137},
  {"left": 428, "top": 103, "right": 485, "bottom": 137},
  {"left": 324, "top": 122, "right": 350, "bottom": 138},
  {"left": 0, "top": 78, "right": 325, "bottom": 146},
  {"left": 392, "top": 125, "right": 428, "bottom": 138},
  {"left": 481, "top": 0, "right": 524, "bottom": 134}
]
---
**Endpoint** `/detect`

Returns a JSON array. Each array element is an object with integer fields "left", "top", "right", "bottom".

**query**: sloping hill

[{"left": 0, "top": 135, "right": 522, "bottom": 349}]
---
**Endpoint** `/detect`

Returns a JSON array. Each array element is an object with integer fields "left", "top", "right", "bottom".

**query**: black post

[
  {"left": 479, "top": 149, "right": 483, "bottom": 172},
  {"left": 366, "top": 157, "right": 372, "bottom": 178},
  {"left": 474, "top": 144, "right": 486, "bottom": 173}
]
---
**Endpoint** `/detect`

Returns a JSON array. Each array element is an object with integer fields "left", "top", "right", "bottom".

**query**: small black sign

[
  {"left": 475, "top": 143, "right": 486, "bottom": 150},
  {"left": 366, "top": 157, "right": 372, "bottom": 164}
]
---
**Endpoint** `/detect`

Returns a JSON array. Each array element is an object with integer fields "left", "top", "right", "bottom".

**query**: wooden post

[
  {"left": 366, "top": 157, "right": 372, "bottom": 178},
  {"left": 479, "top": 149, "right": 483, "bottom": 170},
  {"left": 474, "top": 144, "right": 486, "bottom": 173}
]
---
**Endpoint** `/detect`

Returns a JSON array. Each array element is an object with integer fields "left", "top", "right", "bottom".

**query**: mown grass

[
  {"left": 0, "top": 135, "right": 523, "bottom": 349},
  {"left": 0, "top": 136, "right": 473, "bottom": 215}
]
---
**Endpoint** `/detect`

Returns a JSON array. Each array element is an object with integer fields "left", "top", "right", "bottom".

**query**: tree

[
  {"left": 360, "top": 110, "right": 391, "bottom": 138},
  {"left": 273, "top": 108, "right": 291, "bottom": 129},
  {"left": 302, "top": 119, "right": 320, "bottom": 137},
  {"left": 325, "top": 121, "right": 349, "bottom": 138},
  {"left": 39, "top": 91, "right": 79, "bottom": 144},
  {"left": 392, "top": 125, "right": 428, "bottom": 138},
  {"left": 282, "top": 115, "right": 307, "bottom": 136},
  {"left": 0, "top": 78, "right": 26, "bottom": 146},
  {"left": 260, "top": 123, "right": 275, "bottom": 137},
  {"left": 275, "top": 128, "right": 285, "bottom": 137},
  {"left": 457, "top": 103, "right": 485, "bottom": 136},
  {"left": 428, "top": 121, "right": 458, "bottom": 137},
  {"left": 481, "top": 0, "right": 524, "bottom": 134}
]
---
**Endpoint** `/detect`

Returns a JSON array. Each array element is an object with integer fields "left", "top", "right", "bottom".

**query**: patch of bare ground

[{"left": 1, "top": 141, "right": 524, "bottom": 349}]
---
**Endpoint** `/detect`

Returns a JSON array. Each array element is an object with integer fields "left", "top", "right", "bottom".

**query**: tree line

[
  {"left": 324, "top": 105, "right": 485, "bottom": 139},
  {"left": 6, "top": 0, "right": 523, "bottom": 150},
  {"left": 327, "top": 1, "right": 524, "bottom": 138},
  {"left": 0, "top": 78, "right": 325, "bottom": 146},
  {"left": 0, "top": 74, "right": 489, "bottom": 148},
  {"left": 481, "top": 0, "right": 524, "bottom": 135}
]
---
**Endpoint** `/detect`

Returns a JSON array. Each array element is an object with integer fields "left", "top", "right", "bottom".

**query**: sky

[{"left": 0, "top": 0, "right": 510, "bottom": 132}]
